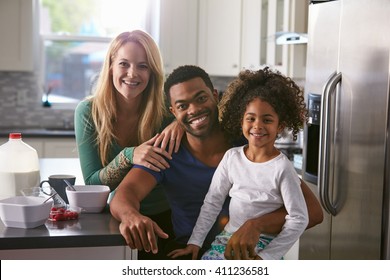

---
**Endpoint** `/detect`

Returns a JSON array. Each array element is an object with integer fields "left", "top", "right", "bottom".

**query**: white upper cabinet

[
  {"left": 0, "top": 0, "right": 36, "bottom": 71},
  {"left": 159, "top": 0, "right": 198, "bottom": 74},
  {"left": 197, "top": 0, "right": 241, "bottom": 76},
  {"left": 263, "top": 0, "right": 308, "bottom": 79},
  {"left": 285, "top": 0, "right": 308, "bottom": 79},
  {"left": 158, "top": 0, "right": 307, "bottom": 78},
  {"left": 241, "top": 0, "right": 263, "bottom": 71}
]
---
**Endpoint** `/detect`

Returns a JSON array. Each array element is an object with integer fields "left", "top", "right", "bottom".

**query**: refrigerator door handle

[{"left": 319, "top": 71, "right": 342, "bottom": 216}]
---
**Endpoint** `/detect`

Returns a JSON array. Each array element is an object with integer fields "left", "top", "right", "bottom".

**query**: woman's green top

[{"left": 74, "top": 99, "right": 170, "bottom": 215}]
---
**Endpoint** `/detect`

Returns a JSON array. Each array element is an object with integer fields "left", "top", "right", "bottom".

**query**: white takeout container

[
  {"left": 0, "top": 196, "right": 53, "bottom": 228},
  {"left": 66, "top": 185, "right": 110, "bottom": 213}
]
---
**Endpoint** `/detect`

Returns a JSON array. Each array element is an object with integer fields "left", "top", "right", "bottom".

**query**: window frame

[{"left": 39, "top": 34, "right": 112, "bottom": 109}]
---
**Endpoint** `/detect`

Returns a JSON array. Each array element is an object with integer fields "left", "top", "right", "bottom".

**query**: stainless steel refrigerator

[{"left": 300, "top": 0, "right": 390, "bottom": 259}]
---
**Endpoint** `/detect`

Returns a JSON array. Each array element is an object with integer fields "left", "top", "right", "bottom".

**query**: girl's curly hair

[{"left": 219, "top": 67, "right": 308, "bottom": 144}]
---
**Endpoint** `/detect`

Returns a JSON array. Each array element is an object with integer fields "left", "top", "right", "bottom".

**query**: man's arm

[
  {"left": 301, "top": 179, "right": 324, "bottom": 229},
  {"left": 225, "top": 179, "right": 323, "bottom": 259},
  {"left": 110, "top": 168, "right": 168, "bottom": 254}
]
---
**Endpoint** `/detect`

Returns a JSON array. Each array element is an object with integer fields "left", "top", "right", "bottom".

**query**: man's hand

[
  {"left": 118, "top": 212, "right": 169, "bottom": 254},
  {"left": 225, "top": 219, "right": 261, "bottom": 260}
]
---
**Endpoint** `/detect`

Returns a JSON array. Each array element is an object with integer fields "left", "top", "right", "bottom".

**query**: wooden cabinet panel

[
  {"left": 0, "top": 137, "right": 77, "bottom": 158},
  {"left": 0, "top": 137, "right": 43, "bottom": 158},
  {"left": 43, "top": 138, "right": 78, "bottom": 158}
]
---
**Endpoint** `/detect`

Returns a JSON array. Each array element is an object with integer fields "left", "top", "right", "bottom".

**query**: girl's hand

[
  {"left": 133, "top": 134, "right": 172, "bottom": 172},
  {"left": 154, "top": 120, "right": 184, "bottom": 156},
  {"left": 167, "top": 244, "right": 200, "bottom": 260}
]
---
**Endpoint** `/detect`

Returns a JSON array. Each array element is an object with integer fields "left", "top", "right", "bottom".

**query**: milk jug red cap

[{"left": 9, "top": 133, "right": 22, "bottom": 139}]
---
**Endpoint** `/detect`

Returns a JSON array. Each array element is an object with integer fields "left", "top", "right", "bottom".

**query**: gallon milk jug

[{"left": 0, "top": 133, "right": 40, "bottom": 200}]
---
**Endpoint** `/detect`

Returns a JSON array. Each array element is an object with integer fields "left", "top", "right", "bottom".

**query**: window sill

[
  {"left": 43, "top": 102, "right": 78, "bottom": 110},
  {"left": 42, "top": 94, "right": 80, "bottom": 110}
]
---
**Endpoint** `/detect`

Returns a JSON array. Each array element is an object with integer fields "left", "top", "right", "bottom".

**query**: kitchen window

[{"left": 39, "top": 0, "right": 160, "bottom": 108}]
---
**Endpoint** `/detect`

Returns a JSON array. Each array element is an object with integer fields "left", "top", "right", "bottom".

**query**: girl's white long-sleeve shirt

[{"left": 188, "top": 146, "right": 309, "bottom": 260}]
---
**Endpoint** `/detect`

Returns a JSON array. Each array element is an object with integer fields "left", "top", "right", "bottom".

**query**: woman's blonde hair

[{"left": 90, "top": 30, "right": 165, "bottom": 165}]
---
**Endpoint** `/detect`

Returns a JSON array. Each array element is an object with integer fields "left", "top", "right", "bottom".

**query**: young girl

[{"left": 169, "top": 67, "right": 309, "bottom": 260}]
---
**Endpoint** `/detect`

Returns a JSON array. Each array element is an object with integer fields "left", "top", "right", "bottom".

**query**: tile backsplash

[
  {"left": 0, "top": 71, "right": 236, "bottom": 130},
  {"left": 0, "top": 71, "right": 74, "bottom": 129}
]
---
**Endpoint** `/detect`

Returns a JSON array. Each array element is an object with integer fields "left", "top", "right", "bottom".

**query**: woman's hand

[
  {"left": 133, "top": 134, "right": 172, "bottom": 172},
  {"left": 167, "top": 244, "right": 200, "bottom": 260},
  {"left": 154, "top": 120, "right": 184, "bottom": 156}
]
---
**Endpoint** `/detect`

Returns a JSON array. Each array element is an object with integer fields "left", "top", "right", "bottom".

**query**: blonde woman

[{"left": 74, "top": 30, "right": 182, "bottom": 259}]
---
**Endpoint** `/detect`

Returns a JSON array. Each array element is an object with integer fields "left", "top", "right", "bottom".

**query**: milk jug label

[{"left": 0, "top": 170, "right": 40, "bottom": 200}]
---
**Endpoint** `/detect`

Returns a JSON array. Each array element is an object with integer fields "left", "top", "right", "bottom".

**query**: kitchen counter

[
  {"left": 0, "top": 211, "right": 136, "bottom": 259},
  {"left": 0, "top": 211, "right": 125, "bottom": 250},
  {"left": 0, "top": 158, "right": 136, "bottom": 260},
  {"left": 0, "top": 128, "right": 75, "bottom": 138}
]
